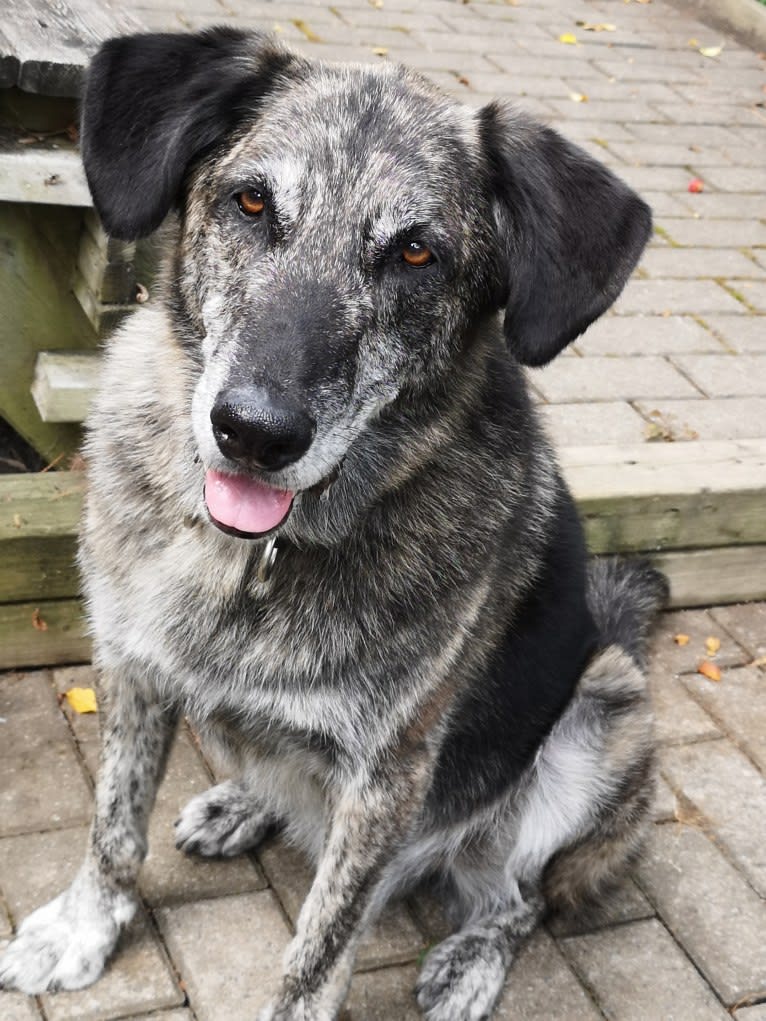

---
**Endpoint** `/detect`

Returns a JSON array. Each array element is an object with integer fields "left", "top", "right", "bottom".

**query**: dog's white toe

[
  {"left": 0, "top": 878, "right": 134, "bottom": 995},
  {"left": 415, "top": 927, "right": 508, "bottom": 1021},
  {"left": 174, "top": 780, "right": 273, "bottom": 858}
]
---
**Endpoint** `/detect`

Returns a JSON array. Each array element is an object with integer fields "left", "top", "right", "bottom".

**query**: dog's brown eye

[
  {"left": 237, "top": 189, "right": 265, "bottom": 216},
  {"left": 402, "top": 241, "right": 434, "bottom": 267}
]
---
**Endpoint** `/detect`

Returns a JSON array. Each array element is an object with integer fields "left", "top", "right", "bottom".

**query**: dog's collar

[{"left": 257, "top": 535, "right": 279, "bottom": 583}]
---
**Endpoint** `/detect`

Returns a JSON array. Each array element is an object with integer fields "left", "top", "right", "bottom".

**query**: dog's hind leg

[
  {"left": 415, "top": 882, "right": 544, "bottom": 1021},
  {"left": 175, "top": 778, "right": 277, "bottom": 857},
  {"left": 0, "top": 668, "right": 177, "bottom": 994}
]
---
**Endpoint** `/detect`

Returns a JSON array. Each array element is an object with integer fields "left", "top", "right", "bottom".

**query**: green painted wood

[
  {"left": 0, "top": 471, "right": 84, "bottom": 601},
  {"left": 0, "top": 202, "right": 97, "bottom": 461},
  {"left": 0, "top": 598, "right": 90, "bottom": 669},
  {"left": 653, "top": 545, "right": 766, "bottom": 608}
]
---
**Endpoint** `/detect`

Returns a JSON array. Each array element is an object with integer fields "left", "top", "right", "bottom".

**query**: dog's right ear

[{"left": 80, "top": 28, "right": 295, "bottom": 240}]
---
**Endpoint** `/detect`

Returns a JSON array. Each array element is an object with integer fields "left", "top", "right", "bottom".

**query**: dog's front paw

[
  {"left": 0, "top": 876, "right": 135, "bottom": 995},
  {"left": 175, "top": 780, "right": 274, "bottom": 858},
  {"left": 257, "top": 1000, "right": 334, "bottom": 1021},
  {"left": 415, "top": 927, "right": 508, "bottom": 1021}
]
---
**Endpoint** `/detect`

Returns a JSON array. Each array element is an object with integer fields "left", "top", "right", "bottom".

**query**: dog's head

[{"left": 82, "top": 28, "right": 650, "bottom": 540}]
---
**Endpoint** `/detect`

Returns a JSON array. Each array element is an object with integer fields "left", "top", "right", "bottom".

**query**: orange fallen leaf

[
  {"left": 65, "top": 687, "right": 98, "bottom": 714},
  {"left": 673, "top": 633, "right": 691, "bottom": 646},
  {"left": 31, "top": 608, "right": 48, "bottom": 632},
  {"left": 705, "top": 636, "right": 721, "bottom": 655},
  {"left": 698, "top": 661, "right": 721, "bottom": 682}
]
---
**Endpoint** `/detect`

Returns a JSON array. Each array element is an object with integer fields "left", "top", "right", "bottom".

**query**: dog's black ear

[
  {"left": 479, "top": 102, "right": 651, "bottom": 367},
  {"left": 80, "top": 28, "right": 296, "bottom": 240}
]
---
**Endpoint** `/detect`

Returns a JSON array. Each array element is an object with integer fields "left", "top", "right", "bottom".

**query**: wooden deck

[{"left": 2, "top": 441, "right": 765, "bottom": 668}]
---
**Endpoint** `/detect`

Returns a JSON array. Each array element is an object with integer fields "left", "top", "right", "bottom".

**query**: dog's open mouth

[{"left": 204, "top": 469, "right": 294, "bottom": 539}]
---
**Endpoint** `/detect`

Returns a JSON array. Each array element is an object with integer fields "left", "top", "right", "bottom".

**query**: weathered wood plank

[
  {"left": 563, "top": 440, "right": 766, "bottom": 552},
  {"left": 32, "top": 351, "right": 100, "bottom": 422},
  {"left": 0, "top": 598, "right": 90, "bottom": 669},
  {"left": 77, "top": 226, "right": 135, "bottom": 303},
  {"left": 0, "top": 28, "right": 21, "bottom": 88},
  {"left": 0, "top": 125, "right": 89, "bottom": 205},
  {"left": 0, "top": 471, "right": 84, "bottom": 602},
  {"left": 0, "top": 202, "right": 97, "bottom": 461},
  {"left": 652, "top": 545, "right": 766, "bottom": 608},
  {"left": 0, "top": 470, "right": 84, "bottom": 542},
  {"left": 0, "top": 0, "right": 141, "bottom": 97}
]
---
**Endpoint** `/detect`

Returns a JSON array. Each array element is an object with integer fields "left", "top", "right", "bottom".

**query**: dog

[{"left": 0, "top": 27, "right": 667, "bottom": 1020}]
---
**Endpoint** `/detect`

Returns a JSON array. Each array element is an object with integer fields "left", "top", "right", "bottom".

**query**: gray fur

[{"left": 0, "top": 30, "right": 665, "bottom": 1019}]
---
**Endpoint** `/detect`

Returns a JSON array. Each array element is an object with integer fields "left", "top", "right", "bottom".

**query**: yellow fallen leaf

[
  {"left": 65, "top": 687, "right": 98, "bottom": 714},
  {"left": 569, "top": 92, "right": 588, "bottom": 103},
  {"left": 291, "top": 19, "right": 322, "bottom": 43},
  {"left": 371, "top": 46, "right": 388, "bottom": 56},
  {"left": 698, "top": 661, "right": 721, "bottom": 682},
  {"left": 558, "top": 33, "right": 578, "bottom": 45},
  {"left": 688, "top": 38, "right": 699, "bottom": 48},
  {"left": 705, "top": 636, "right": 721, "bottom": 655},
  {"left": 699, "top": 45, "right": 722, "bottom": 58},
  {"left": 673, "top": 633, "right": 690, "bottom": 646},
  {"left": 577, "top": 22, "right": 617, "bottom": 32}
]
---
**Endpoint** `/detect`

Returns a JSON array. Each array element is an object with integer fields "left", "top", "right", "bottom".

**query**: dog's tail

[{"left": 586, "top": 557, "right": 669, "bottom": 670}]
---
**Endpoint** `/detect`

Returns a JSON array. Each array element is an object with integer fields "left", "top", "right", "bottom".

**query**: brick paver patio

[
  {"left": 1, "top": 604, "right": 765, "bottom": 1019},
  {"left": 1, "top": 0, "right": 765, "bottom": 1018}
]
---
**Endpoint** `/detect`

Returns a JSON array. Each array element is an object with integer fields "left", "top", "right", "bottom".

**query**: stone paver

[
  {"left": 637, "top": 824, "right": 766, "bottom": 1006},
  {"left": 495, "top": 929, "right": 601, "bottom": 1020},
  {"left": 683, "top": 665, "right": 766, "bottom": 772},
  {"left": 575, "top": 315, "right": 723, "bottom": 356},
  {"left": 157, "top": 890, "right": 290, "bottom": 1021},
  {"left": 538, "top": 401, "right": 648, "bottom": 447},
  {"left": 704, "top": 317, "right": 766, "bottom": 353},
  {"left": 615, "top": 279, "right": 746, "bottom": 316},
  {"left": 661, "top": 741, "right": 766, "bottom": 897},
  {"left": 633, "top": 397, "right": 766, "bottom": 441},
  {"left": 0, "top": 828, "right": 183, "bottom": 1021},
  {"left": 640, "top": 249, "right": 766, "bottom": 280},
  {"left": 648, "top": 661, "right": 722, "bottom": 746},
  {"left": 709, "top": 602, "right": 766, "bottom": 659},
  {"left": 561, "top": 918, "right": 729, "bottom": 1021},
  {"left": 258, "top": 834, "right": 425, "bottom": 971},
  {"left": 671, "top": 354, "right": 766, "bottom": 397},
  {"left": 531, "top": 355, "right": 702, "bottom": 403},
  {"left": 0, "top": 671, "right": 92, "bottom": 836}
]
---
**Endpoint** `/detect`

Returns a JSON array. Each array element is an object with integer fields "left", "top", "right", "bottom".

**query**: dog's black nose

[{"left": 211, "top": 387, "right": 315, "bottom": 471}]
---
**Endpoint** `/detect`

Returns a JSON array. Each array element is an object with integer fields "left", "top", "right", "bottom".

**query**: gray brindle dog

[{"left": 0, "top": 29, "right": 668, "bottom": 1020}]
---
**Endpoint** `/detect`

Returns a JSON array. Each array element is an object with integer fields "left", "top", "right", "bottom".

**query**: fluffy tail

[{"left": 586, "top": 557, "right": 669, "bottom": 670}]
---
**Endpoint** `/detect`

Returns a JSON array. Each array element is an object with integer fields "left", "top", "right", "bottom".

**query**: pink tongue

[{"left": 204, "top": 469, "right": 294, "bottom": 535}]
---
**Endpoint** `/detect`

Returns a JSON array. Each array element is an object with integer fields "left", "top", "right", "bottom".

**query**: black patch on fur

[
  {"left": 80, "top": 28, "right": 298, "bottom": 239},
  {"left": 479, "top": 102, "right": 652, "bottom": 367},
  {"left": 427, "top": 487, "right": 599, "bottom": 823}
]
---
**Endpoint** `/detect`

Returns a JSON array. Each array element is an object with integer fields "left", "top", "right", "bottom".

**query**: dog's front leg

[
  {"left": 260, "top": 753, "right": 429, "bottom": 1021},
  {"left": 0, "top": 669, "right": 177, "bottom": 995}
]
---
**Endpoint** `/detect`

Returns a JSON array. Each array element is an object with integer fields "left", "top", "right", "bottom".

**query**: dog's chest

[{"left": 86, "top": 525, "right": 388, "bottom": 748}]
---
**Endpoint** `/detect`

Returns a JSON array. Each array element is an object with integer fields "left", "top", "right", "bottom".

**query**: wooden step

[
  {"left": 32, "top": 351, "right": 101, "bottom": 423},
  {"left": 1, "top": 446, "right": 764, "bottom": 668},
  {"left": 0, "top": 124, "right": 90, "bottom": 205}
]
